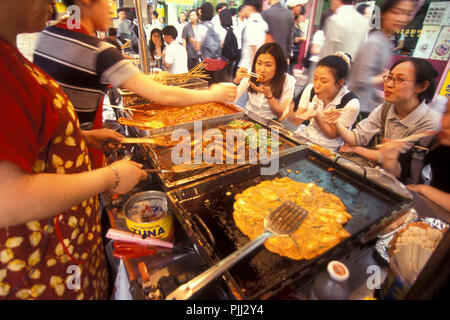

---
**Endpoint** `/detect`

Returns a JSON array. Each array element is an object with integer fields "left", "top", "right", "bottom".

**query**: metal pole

[{"left": 134, "top": 0, "right": 150, "bottom": 74}]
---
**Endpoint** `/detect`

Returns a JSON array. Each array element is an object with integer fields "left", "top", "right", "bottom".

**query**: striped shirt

[{"left": 34, "top": 25, "right": 140, "bottom": 129}]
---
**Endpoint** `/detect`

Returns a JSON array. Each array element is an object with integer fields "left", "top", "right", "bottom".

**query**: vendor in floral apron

[{"left": 0, "top": 0, "right": 147, "bottom": 299}]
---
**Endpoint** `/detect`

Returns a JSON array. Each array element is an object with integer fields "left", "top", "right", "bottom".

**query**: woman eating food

[
  {"left": 233, "top": 42, "right": 296, "bottom": 121},
  {"left": 0, "top": 0, "right": 147, "bottom": 299},
  {"left": 378, "top": 98, "right": 450, "bottom": 212},
  {"left": 323, "top": 58, "right": 441, "bottom": 181},
  {"left": 286, "top": 53, "right": 360, "bottom": 151},
  {"left": 148, "top": 28, "right": 165, "bottom": 70}
]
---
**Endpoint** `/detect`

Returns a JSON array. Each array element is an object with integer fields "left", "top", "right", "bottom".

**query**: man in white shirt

[
  {"left": 211, "top": 3, "right": 228, "bottom": 30},
  {"left": 162, "top": 26, "right": 188, "bottom": 74},
  {"left": 319, "top": 0, "right": 368, "bottom": 59},
  {"left": 239, "top": 0, "right": 269, "bottom": 70}
]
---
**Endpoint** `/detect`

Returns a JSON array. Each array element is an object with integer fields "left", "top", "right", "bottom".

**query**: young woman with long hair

[{"left": 233, "top": 42, "right": 296, "bottom": 120}]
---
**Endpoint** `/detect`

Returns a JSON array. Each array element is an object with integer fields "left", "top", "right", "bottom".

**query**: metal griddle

[
  {"left": 138, "top": 114, "right": 300, "bottom": 190},
  {"left": 166, "top": 147, "right": 412, "bottom": 299}
]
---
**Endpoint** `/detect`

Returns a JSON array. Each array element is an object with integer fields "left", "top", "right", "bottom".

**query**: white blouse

[{"left": 236, "top": 73, "right": 296, "bottom": 120}]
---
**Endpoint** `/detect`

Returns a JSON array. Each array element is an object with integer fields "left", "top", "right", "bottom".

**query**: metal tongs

[{"left": 165, "top": 201, "right": 308, "bottom": 300}]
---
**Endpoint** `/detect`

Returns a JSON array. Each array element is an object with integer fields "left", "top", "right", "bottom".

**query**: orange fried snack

[{"left": 233, "top": 177, "right": 352, "bottom": 260}]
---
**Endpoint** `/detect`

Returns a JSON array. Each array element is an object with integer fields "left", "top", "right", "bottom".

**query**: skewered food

[{"left": 233, "top": 177, "right": 352, "bottom": 260}]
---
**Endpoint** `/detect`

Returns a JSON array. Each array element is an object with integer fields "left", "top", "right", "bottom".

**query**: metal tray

[
  {"left": 141, "top": 114, "right": 301, "bottom": 190},
  {"left": 166, "top": 147, "right": 412, "bottom": 299},
  {"left": 123, "top": 103, "right": 245, "bottom": 137}
]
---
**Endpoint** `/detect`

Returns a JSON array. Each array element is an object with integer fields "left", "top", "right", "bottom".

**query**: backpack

[
  {"left": 201, "top": 22, "right": 222, "bottom": 59},
  {"left": 293, "top": 87, "right": 358, "bottom": 112},
  {"left": 221, "top": 27, "right": 239, "bottom": 61}
]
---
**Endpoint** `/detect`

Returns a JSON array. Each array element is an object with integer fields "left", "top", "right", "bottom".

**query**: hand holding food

[
  {"left": 108, "top": 159, "right": 147, "bottom": 194},
  {"left": 322, "top": 109, "right": 341, "bottom": 124},
  {"left": 233, "top": 67, "right": 250, "bottom": 84},
  {"left": 377, "top": 138, "right": 405, "bottom": 161},
  {"left": 249, "top": 81, "right": 272, "bottom": 98},
  {"left": 83, "top": 128, "right": 124, "bottom": 153}
]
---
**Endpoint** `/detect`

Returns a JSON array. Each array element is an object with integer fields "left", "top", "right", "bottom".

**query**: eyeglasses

[{"left": 383, "top": 74, "right": 416, "bottom": 85}]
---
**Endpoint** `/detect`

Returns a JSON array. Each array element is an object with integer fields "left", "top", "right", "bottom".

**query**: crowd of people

[{"left": 0, "top": 0, "right": 448, "bottom": 301}]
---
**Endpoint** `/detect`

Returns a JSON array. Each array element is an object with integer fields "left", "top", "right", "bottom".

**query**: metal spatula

[{"left": 165, "top": 201, "right": 308, "bottom": 300}]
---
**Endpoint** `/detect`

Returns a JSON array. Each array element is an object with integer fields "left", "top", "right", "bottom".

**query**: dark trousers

[{"left": 187, "top": 57, "right": 199, "bottom": 71}]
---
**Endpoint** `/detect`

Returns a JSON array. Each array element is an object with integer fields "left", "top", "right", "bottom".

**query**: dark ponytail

[
  {"left": 390, "top": 58, "right": 438, "bottom": 104},
  {"left": 317, "top": 55, "right": 350, "bottom": 83}
]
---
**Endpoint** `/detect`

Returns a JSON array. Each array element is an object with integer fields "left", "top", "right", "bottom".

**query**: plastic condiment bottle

[{"left": 310, "top": 260, "right": 350, "bottom": 300}]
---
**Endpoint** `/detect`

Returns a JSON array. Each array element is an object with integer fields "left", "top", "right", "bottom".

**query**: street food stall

[
  {"left": 101, "top": 91, "right": 449, "bottom": 300},
  {"left": 99, "top": 0, "right": 449, "bottom": 301}
]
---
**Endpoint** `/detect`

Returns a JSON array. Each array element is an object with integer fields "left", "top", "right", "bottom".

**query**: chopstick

[
  {"left": 248, "top": 72, "right": 261, "bottom": 79},
  {"left": 375, "top": 131, "right": 437, "bottom": 148}
]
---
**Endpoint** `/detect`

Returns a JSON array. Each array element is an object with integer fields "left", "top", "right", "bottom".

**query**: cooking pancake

[{"left": 233, "top": 177, "right": 352, "bottom": 260}]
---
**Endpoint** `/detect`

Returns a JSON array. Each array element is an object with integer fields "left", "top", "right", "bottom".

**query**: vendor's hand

[
  {"left": 209, "top": 83, "right": 237, "bottom": 103},
  {"left": 249, "top": 82, "right": 272, "bottom": 98},
  {"left": 108, "top": 159, "right": 147, "bottom": 194},
  {"left": 322, "top": 109, "right": 341, "bottom": 124},
  {"left": 234, "top": 67, "right": 250, "bottom": 84},
  {"left": 83, "top": 128, "right": 124, "bottom": 153},
  {"left": 339, "top": 144, "right": 355, "bottom": 153},
  {"left": 377, "top": 138, "right": 405, "bottom": 162}
]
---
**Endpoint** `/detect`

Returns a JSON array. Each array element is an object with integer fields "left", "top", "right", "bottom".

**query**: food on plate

[{"left": 233, "top": 177, "right": 352, "bottom": 260}]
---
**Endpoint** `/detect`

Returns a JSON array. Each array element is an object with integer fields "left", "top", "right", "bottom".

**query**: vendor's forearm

[
  {"left": 0, "top": 161, "right": 115, "bottom": 228},
  {"left": 122, "top": 73, "right": 215, "bottom": 106}
]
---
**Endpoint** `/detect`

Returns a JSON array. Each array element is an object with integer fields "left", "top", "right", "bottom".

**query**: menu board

[
  {"left": 430, "top": 26, "right": 450, "bottom": 61},
  {"left": 423, "top": 1, "right": 450, "bottom": 26},
  {"left": 413, "top": 25, "right": 442, "bottom": 58}
]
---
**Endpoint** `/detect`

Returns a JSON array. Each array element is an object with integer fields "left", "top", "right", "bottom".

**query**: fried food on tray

[
  {"left": 130, "top": 102, "right": 236, "bottom": 128},
  {"left": 233, "top": 177, "right": 352, "bottom": 260},
  {"left": 309, "top": 143, "right": 335, "bottom": 158}
]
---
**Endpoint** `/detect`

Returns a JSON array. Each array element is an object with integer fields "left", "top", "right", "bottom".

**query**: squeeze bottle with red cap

[{"left": 310, "top": 260, "right": 350, "bottom": 300}]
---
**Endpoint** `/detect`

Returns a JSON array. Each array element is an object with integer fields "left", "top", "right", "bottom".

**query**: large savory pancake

[{"left": 233, "top": 177, "right": 352, "bottom": 260}]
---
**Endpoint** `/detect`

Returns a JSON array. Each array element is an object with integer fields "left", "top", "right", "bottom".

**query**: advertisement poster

[
  {"left": 439, "top": 70, "right": 450, "bottom": 99},
  {"left": 430, "top": 26, "right": 450, "bottom": 61},
  {"left": 423, "top": 1, "right": 449, "bottom": 26},
  {"left": 413, "top": 25, "right": 442, "bottom": 59}
]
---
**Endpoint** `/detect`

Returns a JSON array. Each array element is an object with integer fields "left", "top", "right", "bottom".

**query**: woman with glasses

[
  {"left": 378, "top": 98, "right": 450, "bottom": 212},
  {"left": 324, "top": 58, "right": 441, "bottom": 182},
  {"left": 348, "top": 0, "right": 418, "bottom": 119}
]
